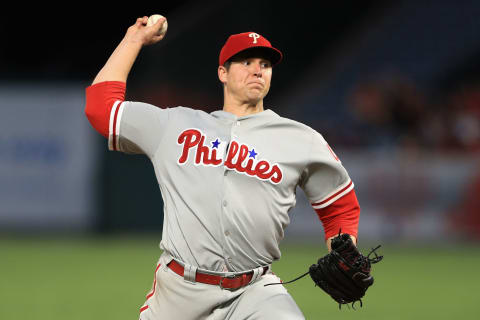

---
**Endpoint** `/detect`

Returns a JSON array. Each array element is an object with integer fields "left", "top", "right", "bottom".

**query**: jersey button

[
  {"left": 223, "top": 200, "right": 228, "bottom": 207},
  {"left": 224, "top": 230, "right": 230, "bottom": 236}
]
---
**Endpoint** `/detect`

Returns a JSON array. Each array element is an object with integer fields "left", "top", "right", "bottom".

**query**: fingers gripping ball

[{"left": 147, "top": 14, "right": 168, "bottom": 36}]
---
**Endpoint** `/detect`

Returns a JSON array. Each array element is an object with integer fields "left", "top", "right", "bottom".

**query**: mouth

[{"left": 248, "top": 82, "right": 264, "bottom": 89}]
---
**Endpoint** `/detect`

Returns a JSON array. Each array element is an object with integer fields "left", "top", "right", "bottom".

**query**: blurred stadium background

[{"left": 1, "top": 1, "right": 480, "bottom": 319}]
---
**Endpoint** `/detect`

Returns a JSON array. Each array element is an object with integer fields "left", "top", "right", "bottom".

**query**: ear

[{"left": 218, "top": 65, "right": 227, "bottom": 84}]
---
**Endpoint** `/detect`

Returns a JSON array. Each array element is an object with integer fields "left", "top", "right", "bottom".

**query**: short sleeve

[
  {"left": 109, "top": 101, "right": 170, "bottom": 157},
  {"left": 299, "top": 130, "right": 353, "bottom": 208}
]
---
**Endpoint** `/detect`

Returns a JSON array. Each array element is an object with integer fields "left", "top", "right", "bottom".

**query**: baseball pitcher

[{"left": 85, "top": 15, "right": 379, "bottom": 320}]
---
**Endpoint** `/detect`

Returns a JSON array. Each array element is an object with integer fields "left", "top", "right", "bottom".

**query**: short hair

[{"left": 223, "top": 60, "right": 232, "bottom": 71}]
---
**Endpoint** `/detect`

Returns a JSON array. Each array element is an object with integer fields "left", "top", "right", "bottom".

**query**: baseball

[{"left": 147, "top": 14, "right": 168, "bottom": 36}]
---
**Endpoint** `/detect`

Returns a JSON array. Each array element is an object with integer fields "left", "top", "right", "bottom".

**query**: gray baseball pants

[{"left": 139, "top": 253, "right": 305, "bottom": 320}]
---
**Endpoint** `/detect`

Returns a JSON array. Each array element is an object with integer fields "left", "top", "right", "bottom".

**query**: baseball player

[{"left": 85, "top": 16, "right": 360, "bottom": 320}]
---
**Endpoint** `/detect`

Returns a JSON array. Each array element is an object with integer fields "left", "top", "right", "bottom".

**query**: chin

[
  {"left": 246, "top": 91, "right": 266, "bottom": 103},
  {"left": 245, "top": 96, "right": 263, "bottom": 105}
]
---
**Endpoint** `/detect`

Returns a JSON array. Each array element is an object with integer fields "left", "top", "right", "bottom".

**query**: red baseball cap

[{"left": 219, "top": 32, "right": 283, "bottom": 66}]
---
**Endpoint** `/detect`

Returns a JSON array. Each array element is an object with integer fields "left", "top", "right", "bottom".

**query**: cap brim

[{"left": 226, "top": 46, "right": 283, "bottom": 66}]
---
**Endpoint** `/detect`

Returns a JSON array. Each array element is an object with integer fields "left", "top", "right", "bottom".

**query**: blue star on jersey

[
  {"left": 212, "top": 139, "right": 220, "bottom": 149},
  {"left": 177, "top": 129, "right": 284, "bottom": 184}
]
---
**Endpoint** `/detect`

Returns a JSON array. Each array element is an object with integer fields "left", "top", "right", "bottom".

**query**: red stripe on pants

[{"left": 140, "top": 263, "right": 162, "bottom": 313}]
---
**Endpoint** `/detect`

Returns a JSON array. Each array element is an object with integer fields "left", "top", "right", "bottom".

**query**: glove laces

[
  {"left": 366, "top": 245, "right": 383, "bottom": 264},
  {"left": 263, "top": 271, "right": 310, "bottom": 287}
]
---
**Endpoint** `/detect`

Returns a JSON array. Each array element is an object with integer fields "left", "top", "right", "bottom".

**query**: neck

[{"left": 222, "top": 97, "right": 264, "bottom": 117}]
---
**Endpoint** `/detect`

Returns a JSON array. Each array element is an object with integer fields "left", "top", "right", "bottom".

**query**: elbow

[
  {"left": 84, "top": 103, "right": 94, "bottom": 123},
  {"left": 84, "top": 98, "right": 109, "bottom": 139},
  {"left": 84, "top": 102, "right": 97, "bottom": 125},
  {"left": 84, "top": 82, "right": 126, "bottom": 139}
]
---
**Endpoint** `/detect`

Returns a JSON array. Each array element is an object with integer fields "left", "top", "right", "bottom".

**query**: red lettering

[
  {"left": 177, "top": 132, "right": 283, "bottom": 184},
  {"left": 224, "top": 141, "right": 239, "bottom": 169},
  {"left": 245, "top": 158, "right": 256, "bottom": 175},
  {"left": 234, "top": 145, "right": 249, "bottom": 172},
  {"left": 209, "top": 149, "right": 223, "bottom": 166},
  {"left": 255, "top": 160, "right": 271, "bottom": 179},
  {"left": 251, "top": 159, "right": 283, "bottom": 184},
  {"left": 178, "top": 129, "right": 201, "bottom": 164},
  {"left": 195, "top": 136, "right": 209, "bottom": 164},
  {"left": 195, "top": 135, "right": 222, "bottom": 165},
  {"left": 269, "top": 165, "right": 283, "bottom": 184}
]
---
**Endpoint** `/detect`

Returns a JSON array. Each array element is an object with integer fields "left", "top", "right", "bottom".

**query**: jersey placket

[{"left": 220, "top": 118, "right": 242, "bottom": 270}]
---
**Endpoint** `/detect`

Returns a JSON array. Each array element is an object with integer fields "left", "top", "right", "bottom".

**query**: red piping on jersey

[
  {"left": 85, "top": 81, "right": 126, "bottom": 138},
  {"left": 111, "top": 103, "right": 122, "bottom": 151},
  {"left": 140, "top": 263, "right": 162, "bottom": 314},
  {"left": 312, "top": 180, "right": 353, "bottom": 207},
  {"left": 313, "top": 189, "right": 360, "bottom": 240}
]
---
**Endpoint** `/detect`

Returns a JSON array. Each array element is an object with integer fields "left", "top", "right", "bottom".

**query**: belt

[{"left": 167, "top": 260, "right": 268, "bottom": 290}]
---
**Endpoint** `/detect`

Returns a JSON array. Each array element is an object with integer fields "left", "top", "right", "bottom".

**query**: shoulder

[
  {"left": 168, "top": 106, "right": 216, "bottom": 119},
  {"left": 269, "top": 110, "right": 321, "bottom": 140}
]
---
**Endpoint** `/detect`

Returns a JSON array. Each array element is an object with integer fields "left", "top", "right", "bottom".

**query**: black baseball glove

[{"left": 309, "top": 232, "right": 383, "bottom": 308}]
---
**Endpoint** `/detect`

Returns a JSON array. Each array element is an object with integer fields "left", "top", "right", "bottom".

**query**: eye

[
  {"left": 242, "top": 60, "right": 250, "bottom": 66},
  {"left": 261, "top": 62, "right": 271, "bottom": 68}
]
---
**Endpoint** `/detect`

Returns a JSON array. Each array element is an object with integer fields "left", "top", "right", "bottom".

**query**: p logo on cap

[
  {"left": 219, "top": 32, "right": 283, "bottom": 66},
  {"left": 249, "top": 33, "right": 260, "bottom": 43}
]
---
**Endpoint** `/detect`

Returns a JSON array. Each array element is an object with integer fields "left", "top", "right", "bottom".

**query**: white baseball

[{"left": 147, "top": 14, "right": 168, "bottom": 36}]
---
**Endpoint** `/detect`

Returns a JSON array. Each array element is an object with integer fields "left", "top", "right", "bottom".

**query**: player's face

[{"left": 220, "top": 56, "right": 272, "bottom": 105}]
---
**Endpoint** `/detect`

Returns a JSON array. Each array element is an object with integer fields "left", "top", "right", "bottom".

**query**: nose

[{"left": 252, "top": 62, "right": 262, "bottom": 77}]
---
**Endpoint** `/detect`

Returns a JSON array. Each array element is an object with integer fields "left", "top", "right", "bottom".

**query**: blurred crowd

[
  {"left": 344, "top": 74, "right": 480, "bottom": 240},
  {"left": 345, "top": 73, "right": 480, "bottom": 154}
]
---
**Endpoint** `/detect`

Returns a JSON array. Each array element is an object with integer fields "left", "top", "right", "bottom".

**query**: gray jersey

[{"left": 108, "top": 101, "right": 353, "bottom": 272}]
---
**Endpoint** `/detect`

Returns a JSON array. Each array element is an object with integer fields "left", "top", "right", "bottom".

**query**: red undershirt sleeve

[
  {"left": 84, "top": 81, "right": 126, "bottom": 138},
  {"left": 312, "top": 189, "right": 360, "bottom": 240}
]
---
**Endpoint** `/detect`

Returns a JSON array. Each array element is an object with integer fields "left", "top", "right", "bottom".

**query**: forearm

[
  {"left": 92, "top": 37, "right": 143, "bottom": 85},
  {"left": 92, "top": 15, "right": 166, "bottom": 85},
  {"left": 85, "top": 15, "right": 165, "bottom": 137},
  {"left": 313, "top": 189, "right": 360, "bottom": 251}
]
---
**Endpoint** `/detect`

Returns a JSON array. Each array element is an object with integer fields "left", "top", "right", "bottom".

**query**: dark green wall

[{"left": 96, "top": 137, "right": 164, "bottom": 232}]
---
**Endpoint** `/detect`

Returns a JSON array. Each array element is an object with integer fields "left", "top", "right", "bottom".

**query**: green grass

[{"left": 1, "top": 235, "right": 479, "bottom": 319}]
